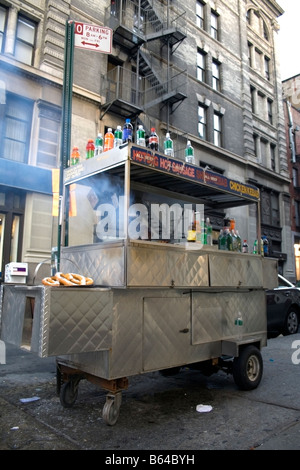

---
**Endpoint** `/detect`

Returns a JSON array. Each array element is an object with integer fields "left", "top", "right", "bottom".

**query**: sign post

[
  {"left": 56, "top": 20, "right": 112, "bottom": 271},
  {"left": 57, "top": 20, "right": 75, "bottom": 272}
]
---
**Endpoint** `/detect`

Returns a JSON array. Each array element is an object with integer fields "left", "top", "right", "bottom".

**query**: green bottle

[
  {"left": 206, "top": 217, "right": 213, "bottom": 246},
  {"left": 226, "top": 229, "right": 233, "bottom": 251},
  {"left": 218, "top": 229, "right": 226, "bottom": 250},
  {"left": 185, "top": 140, "right": 195, "bottom": 164},
  {"left": 95, "top": 133, "right": 103, "bottom": 155},
  {"left": 164, "top": 132, "right": 174, "bottom": 157},
  {"left": 114, "top": 126, "right": 123, "bottom": 147}
]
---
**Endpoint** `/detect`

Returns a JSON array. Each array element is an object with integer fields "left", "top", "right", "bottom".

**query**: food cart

[{"left": 0, "top": 143, "right": 277, "bottom": 425}]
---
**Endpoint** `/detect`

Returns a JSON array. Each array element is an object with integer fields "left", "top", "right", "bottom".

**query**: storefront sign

[{"left": 130, "top": 146, "right": 260, "bottom": 202}]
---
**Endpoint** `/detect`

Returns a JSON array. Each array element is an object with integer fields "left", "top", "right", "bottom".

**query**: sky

[{"left": 277, "top": 0, "right": 300, "bottom": 80}]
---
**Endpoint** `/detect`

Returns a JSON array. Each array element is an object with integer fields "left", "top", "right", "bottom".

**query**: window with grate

[
  {"left": 36, "top": 101, "right": 61, "bottom": 168},
  {"left": 261, "top": 190, "right": 280, "bottom": 227}
]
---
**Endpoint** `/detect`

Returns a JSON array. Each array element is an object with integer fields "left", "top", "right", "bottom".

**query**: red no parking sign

[{"left": 74, "top": 22, "right": 112, "bottom": 53}]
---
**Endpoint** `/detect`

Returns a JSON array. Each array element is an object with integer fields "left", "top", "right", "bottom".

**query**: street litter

[
  {"left": 10, "top": 427, "right": 19, "bottom": 430},
  {"left": 196, "top": 404, "right": 213, "bottom": 413},
  {"left": 20, "top": 396, "right": 40, "bottom": 403}
]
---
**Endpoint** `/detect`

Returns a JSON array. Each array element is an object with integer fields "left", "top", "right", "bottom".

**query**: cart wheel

[
  {"left": 282, "top": 308, "right": 299, "bottom": 336},
  {"left": 60, "top": 377, "right": 80, "bottom": 408},
  {"left": 102, "top": 392, "right": 122, "bottom": 426},
  {"left": 56, "top": 365, "right": 63, "bottom": 396},
  {"left": 232, "top": 345, "right": 263, "bottom": 391}
]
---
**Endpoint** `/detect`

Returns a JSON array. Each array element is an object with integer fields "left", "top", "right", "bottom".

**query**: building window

[
  {"left": 198, "top": 104, "right": 207, "bottom": 140},
  {"left": 296, "top": 200, "right": 300, "bottom": 227},
  {"left": 246, "top": 9, "right": 251, "bottom": 25},
  {"left": 0, "top": 93, "right": 33, "bottom": 163},
  {"left": 37, "top": 117, "right": 60, "bottom": 167},
  {"left": 261, "top": 190, "right": 280, "bottom": 227},
  {"left": 196, "top": 1, "right": 204, "bottom": 29},
  {"left": 264, "top": 56, "right": 270, "bottom": 81},
  {"left": 263, "top": 20, "right": 269, "bottom": 41},
  {"left": 293, "top": 167, "right": 299, "bottom": 187},
  {"left": 257, "top": 91, "right": 265, "bottom": 119},
  {"left": 267, "top": 99, "right": 273, "bottom": 124},
  {"left": 253, "top": 134, "right": 258, "bottom": 158},
  {"left": 36, "top": 101, "right": 61, "bottom": 168},
  {"left": 212, "top": 60, "right": 220, "bottom": 91},
  {"left": 260, "top": 138, "right": 268, "bottom": 166},
  {"left": 197, "top": 49, "right": 206, "bottom": 82},
  {"left": 250, "top": 86, "right": 255, "bottom": 113},
  {"left": 255, "top": 47, "right": 262, "bottom": 71},
  {"left": 213, "top": 113, "right": 222, "bottom": 147},
  {"left": 14, "top": 15, "right": 36, "bottom": 66},
  {"left": 270, "top": 144, "right": 276, "bottom": 171},
  {"left": 210, "top": 11, "right": 218, "bottom": 40},
  {"left": 0, "top": 6, "right": 7, "bottom": 53},
  {"left": 248, "top": 42, "right": 253, "bottom": 67},
  {"left": 271, "top": 192, "right": 280, "bottom": 226}
]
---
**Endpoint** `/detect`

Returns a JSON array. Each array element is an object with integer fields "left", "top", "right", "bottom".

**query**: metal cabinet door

[{"left": 143, "top": 296, "right": 190, "bottom": 371}]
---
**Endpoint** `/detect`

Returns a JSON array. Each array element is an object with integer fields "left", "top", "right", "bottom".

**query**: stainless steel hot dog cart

[{"left": 0, "top": 143, "right": 277, "bottom": 425}]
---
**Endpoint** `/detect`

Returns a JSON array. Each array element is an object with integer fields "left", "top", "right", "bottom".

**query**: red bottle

[
  {"left": 149, "top": 127, "right": 159, "bottom": 151},
  {"left": 86, "top": 139, "right": 95, "bottom": 159}
]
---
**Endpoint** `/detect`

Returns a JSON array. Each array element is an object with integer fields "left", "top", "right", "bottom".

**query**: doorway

[{"left": 0, "top": 189, "right": 25, "bottom": 281}]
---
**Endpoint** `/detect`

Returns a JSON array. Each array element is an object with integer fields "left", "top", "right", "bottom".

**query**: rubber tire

[
  {"left": 102, "top": 399, "right": 120, "bottom": 426},
  {"left": 60, "top": 380, "right": 78, "bottom": 408},
  {"left": 232, "top": 345, "right": 263, "bottom": 391},
  {"left": 282, "top": 308, "right": 299, "bottom": 336}
]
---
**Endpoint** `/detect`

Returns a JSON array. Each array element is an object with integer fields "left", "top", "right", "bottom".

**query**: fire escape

[{"left": 100, "top": 0, "right": 187, "bottom": 133}]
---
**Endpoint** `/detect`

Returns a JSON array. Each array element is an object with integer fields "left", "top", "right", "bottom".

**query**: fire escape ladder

[{"left": 101, "top": 0, "right": 187, "bottom": 121}]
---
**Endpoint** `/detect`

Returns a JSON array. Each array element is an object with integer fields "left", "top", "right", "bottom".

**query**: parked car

[
  {"left": 277, "top": 273, "right": 300, "bottom": 290},
  {"left": 266, "top": 275, "right": 300, "bottom": 338}
]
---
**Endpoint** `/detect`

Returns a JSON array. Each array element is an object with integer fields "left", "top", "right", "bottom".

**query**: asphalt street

[{"left": 0, "top": 332, "right": 300, "bottom": 453}]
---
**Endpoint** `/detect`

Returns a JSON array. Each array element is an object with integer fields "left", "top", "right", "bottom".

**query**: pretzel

[
  {"left": 42, "top": 273, "right": 94, "bottom": 287},
  {"left": 42, "top": 276, "right": 60, "bottom": 287},
  {"left": 85, "top": 277, "right": 93, "bottom": 286},
  {"left": 54, "top": 272, "right": 77, "bottom": 286},
  {"left": 63, "top": 273, "right": 86, "bottom": 285}
]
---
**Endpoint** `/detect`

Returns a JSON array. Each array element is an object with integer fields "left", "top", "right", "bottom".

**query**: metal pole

[{"left": 57, "top": 20, "right": 75, "bottom": 271}]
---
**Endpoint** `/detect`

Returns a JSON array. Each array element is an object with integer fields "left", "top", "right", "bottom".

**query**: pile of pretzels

[{"left": 42, "top": 272, "right": 93, "bottom": 287}]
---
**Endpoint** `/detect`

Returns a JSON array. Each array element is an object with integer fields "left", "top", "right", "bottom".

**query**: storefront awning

[{"left": 0, "top": 159, "right": 52, "bottom": 195}]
